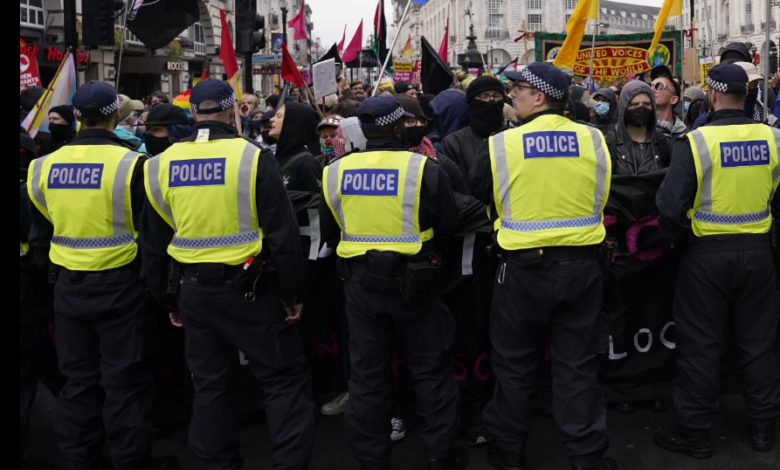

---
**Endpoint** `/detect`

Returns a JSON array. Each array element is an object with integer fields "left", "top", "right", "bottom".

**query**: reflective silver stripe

[
  {"left": 326, "top": 158, "right": 345, "bottom": 229},
  {"left": 52, "top": 233, "right": 135, "bottom": 249},
  {"left": 689, "top": 130, "right": 713, "bottom": 212},
  {"left": 401, "top": 153, "right": 426, "bottom": 236},
  {"left": 492, "top": 133, "right": 513, "bottom": 219},
  {"left": 343, "top": 234, "right": 421, "bottom": 243},
  {"left": 30, "top": 155, "right": 49, "bottom": 216},
  {"left": 146, "top": 156, "right": 175, "bottom": 229},
  {"left": 588, "top": 127, "right": 608, "bottom": 215},
  {"left": 171, "top": 230, "right": 261, "bottom": 249},
  {"left": 111, "top": 151, "right": 140, "bottom": 236},
  {"left": 500, "top": 214, "right": 602, "bottom": 232},
  {"left": 693, "top": 209, "right": 771, "bottom": 225},
  {"left": 237, "top": 143, "right": 258, "bottom": 233},
  {"left": 461, "top": 233, "right": 476, "bottom": 276},
  {"left": 306, "top": 208, "right": 321, "bottom": 261}
]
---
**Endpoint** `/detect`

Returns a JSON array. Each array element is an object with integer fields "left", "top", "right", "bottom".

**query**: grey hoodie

[{"left": 616, "top": 81, "right": 658, "bottom": 143}]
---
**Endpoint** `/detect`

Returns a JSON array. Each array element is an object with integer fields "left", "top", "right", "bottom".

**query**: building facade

[{"left": 391, "top": 0, "right": 664, "bottom": 70}]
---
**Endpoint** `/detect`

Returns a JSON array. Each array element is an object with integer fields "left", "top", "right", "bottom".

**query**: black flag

[
  {"left": 316, "top": 43, "right": 343, "bottom": 65},
  {"left": 125, "top": 0, "right": 200, "bottom": 51},
  {"left": 421, "top": 36, "right": 454, "bottom": 96}
]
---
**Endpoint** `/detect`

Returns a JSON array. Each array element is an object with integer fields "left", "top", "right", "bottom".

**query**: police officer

[
  {"left": 27, "top": 81, "right": 177, "bottom": 470},
  {"left": 469, "top": 62, "right": 617, "bottom": 470},
  {"left": 141, "top": 79, "right": 315, "bottom": 470},
  {"left": 319, "top": 96, "right": 466, "bottom": 470},
  {"left": 655, "top": 63, "right": 780, "bottom": 457}
]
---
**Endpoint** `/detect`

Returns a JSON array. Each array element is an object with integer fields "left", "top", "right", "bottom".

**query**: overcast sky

[{"left": 307, "top": 0, "right": 666, "bottom": 51}]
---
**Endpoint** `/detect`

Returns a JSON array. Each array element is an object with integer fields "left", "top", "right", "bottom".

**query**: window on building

[
  {"left": 565, "top": 0, "right": 578, "bottom": 10},
  {"left": 747, "top": 0, "right": 752, "bottom": 25},
  {"left": 724, "top": 2, "right": 729, "bottom": 34},
  {"left": 116, "top": 10, "right": 142, "bottom": 44},
  {"left": 20, "top": 0, "right": 45, "bottom": 28},
  {"left": 528, "top": 13, "right": 543, "bottom": 31},
  {"left": 628, "top": 12, "right": 634, "bottom": 18},
  {"left": 188, "top": 22, "right": 206, "bottom": 55},
  {"left": 601, "top": 8, "right": 607, "bottom": 15},
  {"left": 642, "top": 14, "right": 648, "bottom": 20},
  {"left": 611, "top": 9, "right": 616, "bottom": 15},
  {"left": 528, "top": 0, "right": 542, "bottom": 10}
]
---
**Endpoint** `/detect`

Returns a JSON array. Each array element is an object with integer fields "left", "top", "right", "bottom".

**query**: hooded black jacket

[
  {"left": 439, "top": 125, "right": 510, "bottom": 188},
  {"left": 606, "top": 81, "right": 672, "bottom": 176},
  {"left": 592, "top": 88, "right": 619, "bottom": 135},
  {"left": 275, "top": 102, "right": 323, "bottom": 193}
]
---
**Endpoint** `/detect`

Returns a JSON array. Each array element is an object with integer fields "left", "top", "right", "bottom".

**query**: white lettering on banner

[
  {"left": 660, "top": 321, "right": 676, "bottom": 349},
  {"left": 608, "top": 323, "right": 676, "bottom": 360},
  {"left": 634, "top": 328, "right": 653, "bottom": 353},
  {"left": 608, "top": 335, "right": 628, "bottom": 360}
]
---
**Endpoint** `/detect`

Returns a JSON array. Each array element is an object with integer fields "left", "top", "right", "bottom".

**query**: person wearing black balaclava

[
  {"left": 39, "top": 105, "right": 77, "bottom": 157},
  {"left": 268, "top": 102, "right": 323, "bottom": 193},
  {"left": 439, "top": 76, "right": 509, "bottom": 182},
  {"left": 141, "top": 104, "right": 193, "bottom": 156},
  {"left": 257, "top": 109, "right": 277, "bottom": 153}
]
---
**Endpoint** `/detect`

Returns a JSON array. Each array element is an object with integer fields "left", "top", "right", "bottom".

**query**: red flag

[
  {"left": 337, "top": 25, "right": 347, "bottom": 55},
  {"left": 438, "top": 17, "right": 449, "bottom": 62},
  {"left": 281, "top": 43, "right": 305, "bottom": 88},
  {"left": 373, "top": 0, "right": 384, "bottom": 39},
  {"left": 287, "top": 0, "right": 307, "bottom": 41},
  {"left": 342, "top": 20, "right": 363, "bottom": 63},
  {"left": 200, "top": 69, "right": 208, "bottom": 80},
  {"left": 219, "top": 9, "right": 238, "bottom": 80}
]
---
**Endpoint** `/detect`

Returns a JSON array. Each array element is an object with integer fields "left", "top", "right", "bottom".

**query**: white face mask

[{"left": 119, "top": 117, "right": 137, "bottom": 135}]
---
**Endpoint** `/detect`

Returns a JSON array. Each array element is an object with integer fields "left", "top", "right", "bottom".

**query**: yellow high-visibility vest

[
  {"left": 145, "top": 138, "right": 264, "bottom": 265},
  {"left": 323, "top": 150, "right": 430, "bottom": 258},
  {"left": 688, "top": 125, "right": 780, "bottom": 236},
  {"left": 27, "top": 145, "right": 141, "bottom": 271},
  {"left": 488, "top": 114, "right": 611, "bottom": 250}
]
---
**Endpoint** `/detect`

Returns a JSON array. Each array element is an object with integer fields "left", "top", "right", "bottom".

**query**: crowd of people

[{"left": 19, "top": 39, "right": 780, "bottom": 470}]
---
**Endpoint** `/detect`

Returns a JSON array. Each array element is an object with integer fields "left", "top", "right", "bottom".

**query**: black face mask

[
  {"left": 689, "top": 101, "right": 702, "bottom": 119},
  {"left": 49, "top": 123, "right": 72, "bottom": 139},
  {"left": 260, "top": 130, "right": 276, "bottom": 145},
  {"left": 406, "top": 126, "right": 425, "bottom": 147},
  {"left": 469, "top": 100, "right": 505, "bottom": 138},
  {"left": 626, "top": 107, "right": 654, "bottom": 128},
  {"left": 144, "top": 135, "right": 174, "bottom": 156}
]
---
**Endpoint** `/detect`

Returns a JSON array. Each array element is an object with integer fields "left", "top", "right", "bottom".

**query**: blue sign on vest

[
  {"left": 341, "top": 169, "right": 399, "bottom": 196},
  {"left": 48, "top": 163, "right": 104, "bottom": 189},
  {"left": 169, "top": 158, "right": 226, "bottom": 187},
  {"left": 720, "top": 140, "right": 770, "bottom": 168},
  {"left": 523, "top": 131, "right": 580, "bottom": 159}
]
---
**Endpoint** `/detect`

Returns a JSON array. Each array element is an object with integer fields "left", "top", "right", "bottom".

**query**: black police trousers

[
  {"left": 53, "top": 268, "right": 154, "bottom": 469},
  {"left": 673, "top": 247, "right": 780, "bottom": 430},
  {"left": 482, "top": 258, "right": 609, "bottom": 459},
  {"left": 178, "top": 276, "right": 315, "bottom": 470},
  {"left": 20, "top": 265, "right": 65, "bottom": 460},
  {"left": 343, "top": 275, "right": 460, "bottom": 469}
]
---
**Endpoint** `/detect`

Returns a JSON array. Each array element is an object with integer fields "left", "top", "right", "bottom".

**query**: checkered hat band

[
  {"left": 705, "top": 77, "right": 743, "bottom": 93},
  {"left": 191, "top": 93, "right": 237, "bottom": 113},
  {"left": 74, "top": 97, "right": 120, "bottom": 117},
  {"left": 521, "top": 68, "right": 564, "bottom": 100},
  {"left": 375, "top": 106, "right": 405, "bottom": 127}
]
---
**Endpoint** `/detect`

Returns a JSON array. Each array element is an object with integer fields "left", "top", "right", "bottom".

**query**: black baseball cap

[
  {"left": 357, "top": 96, "right": 414, "bottom": 131},
  {"left": 72, "top": 81, "right": 121, "bottom": 118},
  {"left": 190, "top": 80, "right": 236, "bottom": 114},
  {"left": 505, "top": 63, "right": 569, "bottom": 100},
  {"left": 143, "top": 104, "right": 191, "bottom": 126},
  {"left": 706, "top": 63, "right": 749, "bottom": 94}
]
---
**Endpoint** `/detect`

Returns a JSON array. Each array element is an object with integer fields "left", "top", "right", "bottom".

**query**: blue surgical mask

[
  {"left": 684, "top": 102, "right": 691, "bottom": 113},
  {"left": 594, "top": 102, "right": 610, "bottom": 117}
]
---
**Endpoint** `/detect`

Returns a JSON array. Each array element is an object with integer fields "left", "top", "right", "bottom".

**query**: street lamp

[{"left": 280, "top": 0, "right": 288, "bottom": 46}]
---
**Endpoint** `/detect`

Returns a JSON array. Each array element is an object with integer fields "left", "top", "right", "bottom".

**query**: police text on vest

[
  {"left": 341, "top": 169, "right": 400, "bottom": 196},
  {"left": 48, "top": 163, "right": 104, "bottom": 189},
  {"left": 720, "top": 140, "right": 770, "bottom": 168},
  {"left": 169, "top": 158, "right": 226, "bottom": 187},
  {"left": 523, "top": 131, "right": 580, "bottom": 159}
]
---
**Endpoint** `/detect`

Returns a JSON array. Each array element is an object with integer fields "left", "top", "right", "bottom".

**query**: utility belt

[
  {"left": 52, "top": 257, "right": 141, "bottom": 284},
  {"left": 337, "top": 250, "right": 441, "bottom": 305},
  {"left": 173, "top": 256, "right": 275, "bottom": 303},
  {"left": 502, "top": 244, "right": 601, "bottom": 266}
]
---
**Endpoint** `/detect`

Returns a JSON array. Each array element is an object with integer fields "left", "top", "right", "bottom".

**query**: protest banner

[
  {"left": 536, "top": 31, "right": 682, "bottom": 80},
  {"left": 313, "top": 59, "right": 337, "bottom": 100},
  {"left": 699, "top": 56, "right": 720, "bottom": 91},
  {"left": 412, "top": 60, "right": 421, "bottom": 84},
  {"left": 393, "top": 59, "right": 413, "bottom": 83},
  {"left": 20, "top": 38, "right": 41, "bottom": 92}
]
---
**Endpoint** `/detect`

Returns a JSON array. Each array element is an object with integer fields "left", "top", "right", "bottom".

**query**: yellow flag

[
  {"left": 588, "top": 0, "right": 600, "bottom": 20},
  {"left": 648, "top": 0, "right": 682, "bottom": 61},
  {"left": 554, "top": 0, "right": 595, "bottom": 69}
]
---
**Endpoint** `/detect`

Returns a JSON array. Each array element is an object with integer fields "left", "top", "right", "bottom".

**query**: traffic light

[
  {"left": 236, "top": 1, "right": 266, "bottom": 54},
  {"left": 82, "top": 0, "right": 124, "bottom": 46}
]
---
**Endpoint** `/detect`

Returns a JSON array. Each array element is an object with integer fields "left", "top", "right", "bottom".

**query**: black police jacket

[{"left": 656, "top": 109, "right": 780, "bottom": 250}]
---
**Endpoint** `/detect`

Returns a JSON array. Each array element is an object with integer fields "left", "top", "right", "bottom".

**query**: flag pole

[
  {"left": 25, "top": 50, "right": 71, "bottom": 133},
  {"left": 373, "top": 0, "right": 412, "bottom": 95},
  {"left": 588, "top": 17, "right": 597, "bottom": 96},
  {"left": 691, "top": 16, "right": 696, "bottom": 85},
  {"left": 522, "top": 20, "right": 529, "bottom": 66},
  {"left": 702, "top": 0, "right": 716, "bottom": 67},
  {"left": 763, "top": 0, "right": 770, "bottom": 122},
  {"left": 115, "top": 8, "right": 129, "bottom": 90}
]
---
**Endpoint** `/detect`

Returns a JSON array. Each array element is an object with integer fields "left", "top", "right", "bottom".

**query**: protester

[
  {"left": 268, "top": 102, "right": 323, "bottom": 192},
  {"left": 316, "top": 115, "right": 343, "bottom": 165},
  {"left": 650, "top": 67, "right": 687, "bottom": 140},
  {"left": 337, "top": 116, "right": 368, "bottom": 154},
  {"left": 439, "top": 76, "right": 508, "bottom": 183},
  {"left": 20, "top": 86, "right": 45, "bottom": 124},
  {"left": 565, "top": 97, "right": 593, "bottom": 125},
  {"left": 114, "top": 94, "right": 146, "bottom": 152},
  {"left": 149, "top": 91, "right": 170, "bottom": 109},
  {"left": 256, "top": 109, "right": 277, "bottom": 153},
  {"left": 350, "top": 80, "right": 366, "bottom": 97},
  {"left": 429, "top": 89, "right": 470, "bottom": 152},
  {"left": 395, "top": 95, "right": 436, "bottom": 158},
  {"left": 418, "top": 93, "right": 439, "bottom": 139},
  {"left": 395, "top": 81, "right": 419, "bottom": 99},
  {"left": 332, "top": 99, "right": 360, "bottom": 118},
  {"left": 733, "top": 61, "right": 778, "bottom": 124},
  {"left": 592, "top": 88, "right": 619, "bottom": 134},
  {"left": 266, "top": 93, "right": 280, "bottom": 112},
  {"left": 682, "top": 86, "right": 705, "bottom": 128},
  {"left": 142, "top": 103, "right": 192, "bottom": 156},
  {"left": 39, "top": 105, "right": 77, "bottom": 157},
  {"left": 606, "top": 80, "right": 672, "bottom": 176}
]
